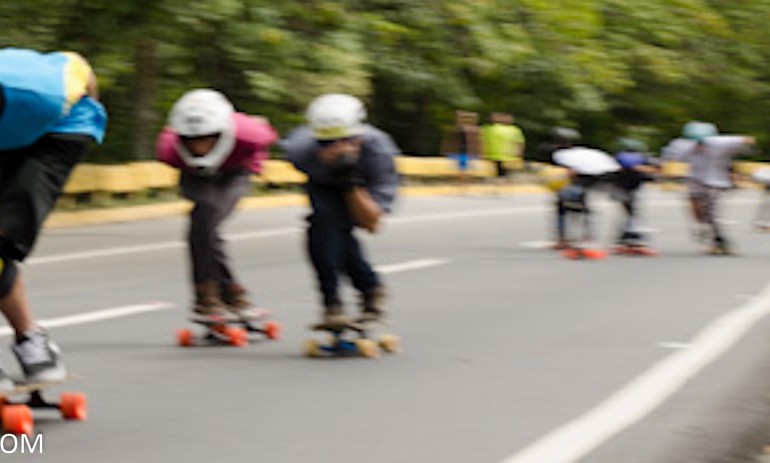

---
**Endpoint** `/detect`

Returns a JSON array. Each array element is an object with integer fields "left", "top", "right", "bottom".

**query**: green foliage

[{"left": 4, "top": 0, "right": 770, "bottom": 159}]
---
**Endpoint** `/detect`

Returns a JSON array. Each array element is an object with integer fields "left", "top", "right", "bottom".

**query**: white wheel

[
  {"left": 303, "top": 339, "right": 322, "bottom": 357},
  {"left": 354, "top": 339, "right": 380, "bottom": 359},
  {"left": 378, "top": 334, "right": 401, "bottom": 353}
]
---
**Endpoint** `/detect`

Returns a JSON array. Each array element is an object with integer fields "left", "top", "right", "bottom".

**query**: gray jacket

[{"left": 280, "top": 125, "right": 400, "bottom": 212}]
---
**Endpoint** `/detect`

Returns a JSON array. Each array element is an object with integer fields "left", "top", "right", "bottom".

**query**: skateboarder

[
  {"left": 611, "top": 138, "right": 659, "bottom": 251},
  {"left": 0, "top": 48, "right": 107, "bottom": 389},
  {"left": 157, "top": 89, "right": 278, "bottom": 320},
  {"left": 280, "top": 94, "right": 399, "bottom": 326},
  {"left": 662, "top": 121, "right": 755, "bottom": 254},
  {"left": 535, "top": 127, "right": 588, "bottom": 248}
]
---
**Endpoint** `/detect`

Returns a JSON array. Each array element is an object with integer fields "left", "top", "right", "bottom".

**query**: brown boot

[
  {"left": 320, "top": 300, "right": 352, "bottom": 328},
  {"left": 192, "top": 281, "right": 232, "bottom": 320},
  {"left": 221, "top": 283, "right": 263, "bottom": 319},
  {"left": 358, "top": 286, "right": 387, "bottom": 323}
]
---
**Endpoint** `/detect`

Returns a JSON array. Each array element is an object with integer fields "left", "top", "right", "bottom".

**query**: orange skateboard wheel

[
  {"left": 225, "top": 327, "right": 249, "bottom": 347},
  {"left": 2, "top": 405, "right": 33, "bottom": 435},
  {"left": 263, "top": 321, "right": 282, "bottom": 340},
  {"left": 176, "top": 329, "right": 194, "bottom": 347},
  {"left": 583, "top": 248, "right": 607, "bottom": 260},
  {"left": 60, "top": 392, "right": 87, "bottom": 420}
]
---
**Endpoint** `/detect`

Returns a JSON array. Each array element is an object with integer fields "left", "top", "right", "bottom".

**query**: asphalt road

[{"left": 3, "top": 187, "right": 770, "bottom": 463}]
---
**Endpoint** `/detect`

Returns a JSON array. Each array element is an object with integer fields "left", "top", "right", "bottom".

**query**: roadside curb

[{"left": 44, "top": 184, "right": 548, "bottom": 229}]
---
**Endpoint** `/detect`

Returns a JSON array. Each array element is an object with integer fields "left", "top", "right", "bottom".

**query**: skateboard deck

[
  {"left": 706, "top": 245, "right": 734, "bottom": 256},
  {"left": 0, "top": 375, "right": 86, "bottom": 435},
  {"left": 304, "top": 320, "right": 399, "bottom": 359},
  {"left": 176, "top": 309, "right": 282, "bottom": 347},
  {"left": 560, "top": 246, "right": 607, "bottom": 260},
  {"left": 612, "top": 244, "right": 658, "bottom": 256}
]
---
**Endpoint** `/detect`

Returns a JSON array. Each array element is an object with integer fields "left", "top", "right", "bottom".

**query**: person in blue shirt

[
  {"left": 0, "top": 48, "right": 107, "bottom": 389},
  {"left": 281, "top": 94, "right": 399, "bottom": 326},
  {"left": 611, "top": 137, "right": 658, "bottom": 251}
]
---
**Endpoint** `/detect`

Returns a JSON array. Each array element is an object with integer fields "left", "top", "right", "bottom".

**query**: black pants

[
  {"left": 305, "top": 183, "right": 380, "bottom": 307},
  {"left": 0, "top": 134, "right": 90, "bottom": 261}
]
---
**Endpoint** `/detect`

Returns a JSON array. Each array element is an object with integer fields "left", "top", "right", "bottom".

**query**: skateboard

[
  {"left": 0, "top": 375, "right": 86, "bottom": 435},
  {"left": 176, "top": 309, "right": 282, "bottom": 347},
  {"left": 612, "top": 243, "right": 658, "bottom": 256},
  {"left": 706, "top": 244, "right": 734, "bottom": 256},
  {"left": 303, "top": 320, "right": 400, "bottom": 359},
  {"left": 560, "top": 244, "right": 607, "bottom": 260}
]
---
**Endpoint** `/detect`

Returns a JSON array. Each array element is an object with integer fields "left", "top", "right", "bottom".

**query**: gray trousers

[{"left": 180, "top": 170, "right": 251, "bottom": 285}]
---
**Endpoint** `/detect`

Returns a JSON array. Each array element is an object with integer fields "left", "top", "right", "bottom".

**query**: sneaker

[
  {"left": 358, "top": 286, "right": 387, "bottom": 323},
  {"left": 192, "top": 282, "right": 234, "bottom": 322},
  {"left": 12, "top": 330, "right": 67, "bottom": 383},
  {"left": 0, "top": 366, "right": 13, "bottom": 392}
]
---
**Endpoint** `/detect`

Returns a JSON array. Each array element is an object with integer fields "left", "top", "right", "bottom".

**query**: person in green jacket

[{"left": 482, "top": 112, "right": 525, "bottom": 188}]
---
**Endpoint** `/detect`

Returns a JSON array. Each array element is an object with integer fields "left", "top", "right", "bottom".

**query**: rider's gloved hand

[{"left": 329, "top": 152, "right": 365, "bottom": 191}]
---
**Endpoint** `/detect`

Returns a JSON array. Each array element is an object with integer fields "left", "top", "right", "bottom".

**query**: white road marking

[
  {"left": 28, "top": 195, "right": 756, "bottom": 266},
  {"left": 657, "top": 342, "right": 691, "bottom": 350},
  {"left": 29, "top": 207, "right": 543, "bottom": 266},
  {"left": 519, "top": 241, "right": 557, "bottom": 250},
  {"left": 28, "top": 242, "right": 185, "bottom": 265},
  {"left": 499, "top": 280, "right": 770, "bottom": 463},
  {"left": 389, "top": 206, "right": 545, "bottom": 225},
  {"left": 0, "top": 259, "right": 446, "bottom": 336},
  {"left": 28, "top": 227, "right": 301, "bottom": 265},
  {"left": 377, "top": 259, "right": 449, "bottom": 274},
  {"left": 0, "top": 301, "right": 174, "bottom": 337}
]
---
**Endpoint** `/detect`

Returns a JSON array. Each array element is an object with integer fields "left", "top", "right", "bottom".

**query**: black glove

[{"left": 329, "top": 153, "right": 365, "bottom": 191}]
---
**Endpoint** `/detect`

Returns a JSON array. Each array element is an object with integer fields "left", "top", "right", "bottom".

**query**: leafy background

[{"left": 3, "top": 0, "right": 769, "bottom": 161}]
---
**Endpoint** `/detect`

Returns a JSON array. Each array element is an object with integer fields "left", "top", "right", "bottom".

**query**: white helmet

[
  {"left": 169, "top": 89, "right": 236, "bottom": 175},
  {"left": 306, "top": 94, "right": 367, "bottom": 140}
]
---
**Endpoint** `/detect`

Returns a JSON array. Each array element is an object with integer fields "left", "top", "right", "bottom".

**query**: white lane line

[
  {"left": 657, "top": 342, "right": 691, "bottom": 350},
  {"left": 28, "top": 227, "right": 301, "bottom": 265},
  {"left": 519, "top": 241, "right": 557, "bottom": 250},
  {"left": 500, "top": 280, "right": 770, "bottom": 463},
  {"left": 389, "top": 206, "right": 545, "bottom": 225},
  {"left": 0, "top": 301, "right": 174, "bottom": 337},
  {"left": 28, "top": 242, "right": 185, "bottom": 265},
  {"left": 377, "top": 259, "right": 449, "bottom": 274},
  {"left": 29, "top": 207, "right": 536, "bottom": 266},
  {"left": 25, "top": 194, "right": 759, "bottom": 266},
  {"left": 0, "top": 258, "right": 444, "bottom": 336}
]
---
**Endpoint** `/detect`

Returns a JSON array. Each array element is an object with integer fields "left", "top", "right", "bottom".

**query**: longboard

[
  {"left": 0, "top": 375, "right": 86, "bottom": 435},
  {"left": 612, "top": 244, "right": 658, "bottom": 256},
  {"left": 560, "top": 246, "right": 607, "bottom": 260},
  {"left": 176, "top": 309, "right": 282, "bottom": 347},
  {"left": 303, "top": 320, "right": 399, "bottom": 359}
]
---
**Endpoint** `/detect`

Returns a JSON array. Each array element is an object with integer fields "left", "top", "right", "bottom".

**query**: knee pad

[{"left": 0, "top": 255, "right": 18, "bottom": 298}]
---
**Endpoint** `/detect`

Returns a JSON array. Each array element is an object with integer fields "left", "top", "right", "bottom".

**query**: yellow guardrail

[{"left": 57, "top": 157, "right": 767, "bottom": 206}]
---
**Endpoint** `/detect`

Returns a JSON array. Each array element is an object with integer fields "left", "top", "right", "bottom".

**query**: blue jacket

[{"left": 0, "top": 48, "right": 107, "bottom": 151}]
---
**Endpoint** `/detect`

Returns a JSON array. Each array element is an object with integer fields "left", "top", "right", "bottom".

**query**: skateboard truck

[
  {"left": 0, "top": 377, "right": 87, "bottom": 435},
  {"left": 303, "top": 321, "right": 399, "bottom": 359},
  {"left": 176, "top": 311, "right": 282, "bottom": 347}
]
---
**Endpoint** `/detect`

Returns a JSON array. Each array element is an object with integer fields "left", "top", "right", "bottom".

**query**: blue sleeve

[{"left": 47, "top": 96, "right": 108, "bottom": 143}]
